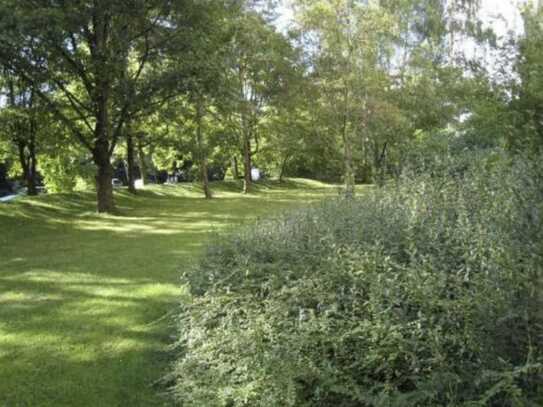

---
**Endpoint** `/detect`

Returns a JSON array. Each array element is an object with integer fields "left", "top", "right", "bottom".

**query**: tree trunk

[
  {"left": 27, "top": 132, "right": 37, "bottom": 195},
  {"left": 231, "top": 156, "right": 239, "bottom": 179},
  {"left": 196, "top": 100, "right": 212, "bottom": 199},
  {"left": 376, "top": 142, "right": 388, "bottom": 186},
  {"left": 95, "top": 158, "right": 114, "bottom": 213},
  {"left": 93, "top": 132, "right": 114, "bottom": 212},
  {"left": 17, "top": 139, "right": 37, "bottom": 196},
  {"left": 342, "top": 119, "right": 355, "bottom": 197},
  {"left": 92, "top": 8, "right": 115, "bottom": 213},
  {"left": 242, "top": 134, "right": 252, "bottom": 194},
  {"left": 279, "top": 155, "right": 289, "bottom": 183},
  {"left": 126, "top": 129, "right": 137, "bottom": 194},
  {"left": 341, "top": 86, "right": 355, "bottom": 198},
  {"left": 136, "top": 136, "right": 148, "bottom": 186},
  {"left": 343, "top": 135, "right": 355, "bottom": 197},
  {"left": 17, "top": 142, "right": 30, "bottom": 196},
  {"left": 27, "top": 93, "right": 38, "bottom": 195},
  {"left": 14, "top": 88, "right": 38, "bottom": 196},
  {"left": 201, "top": 158, "right": 211, "bottom": 199}
]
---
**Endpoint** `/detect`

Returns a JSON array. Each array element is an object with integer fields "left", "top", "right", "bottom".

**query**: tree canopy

[{"left": 0, "top": 0, "right": 540, "bottom": 210}]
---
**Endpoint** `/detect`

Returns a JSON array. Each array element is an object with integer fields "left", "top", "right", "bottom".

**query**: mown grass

[{"left": 0, "top": 179, "right": 338, "bottom": 406}]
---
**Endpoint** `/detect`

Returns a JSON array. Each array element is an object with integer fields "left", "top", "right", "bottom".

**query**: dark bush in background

[
  {"left": 0, "top": 162, "right": 12, "bottom": 196},
  {"left": 172, "top": 151, "right": 542, "bottom": 406}
]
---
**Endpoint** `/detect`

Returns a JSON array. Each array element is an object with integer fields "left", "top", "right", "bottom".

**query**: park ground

[{"left": 0, "top": 179, "right": 340, "bottom": 406}]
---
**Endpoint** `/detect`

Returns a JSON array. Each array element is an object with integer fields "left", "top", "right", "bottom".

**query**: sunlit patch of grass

[{"left": 0, "top": 178, "right": 338, "bottom": 406}]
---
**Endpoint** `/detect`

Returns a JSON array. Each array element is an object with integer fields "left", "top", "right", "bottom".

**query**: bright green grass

[{"left": 0, "top": 179, "right": 338, "bottom": 406}]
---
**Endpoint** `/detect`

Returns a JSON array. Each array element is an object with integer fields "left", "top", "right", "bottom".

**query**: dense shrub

[
  {"left": 172, "top": 152, "right": 543, "bottom": 406},
  {"left": 40, "top": 154, "right": 95, "bottom": 193}
]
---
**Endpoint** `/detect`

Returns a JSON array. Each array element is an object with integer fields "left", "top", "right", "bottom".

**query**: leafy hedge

[{"left": 172, "top": 152, "right": 543, "bottom": 406}]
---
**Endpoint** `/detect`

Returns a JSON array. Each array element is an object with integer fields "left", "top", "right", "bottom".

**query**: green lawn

[{"left": 0, "top": 179, "right": 336, "bottom": 406}]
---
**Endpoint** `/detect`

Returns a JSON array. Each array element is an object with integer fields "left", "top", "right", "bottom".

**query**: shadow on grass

[
  {"left": 0, "top": 179, "right": 338, "bottom": 406},
  {"left": 0, "top": 271, "right": 180, "bottom": 406}
]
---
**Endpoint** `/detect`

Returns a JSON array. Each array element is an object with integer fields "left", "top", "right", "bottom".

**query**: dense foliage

[
  {"left": 0, "top": 1, "right": 541, "bottom": 405},
  {"left": 173, "top": 152, "right": 542, "bottom": 406},
  {"left": 2, "top": 0, "right": 539, "bottom": 208}
]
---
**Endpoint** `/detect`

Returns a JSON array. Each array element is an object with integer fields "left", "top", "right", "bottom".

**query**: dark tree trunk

[
  {"left": 12, "top": 85, "right": 38, "bottom": 196},
  {"left": 342, "top": 90, "right": 355, "bottom": 198},
  {"left": 279, "top": 155, "right": 289, "bottom": 183},
  {"left": 136, "top": 136, "right": 148, "bottom": 186},
  {"left": 342, "top": 128, "right": 355, "bottom": 197},
  {"left": 17, "top": 142, "right": 27, "bottom": 181},
  {"left": 26, "top": 170, "right": 37, "bottom": 196},
  {"left": 196, "top": 101, "right": 212, "bottom": 199},
  {"left": 126, "top": 130, "right": 137, "bottom": 194},
  {"left": 373, "top": 142, "right": 387, "bottom": 187},
  {"left": 95, "top": 159, "right": 114, "bottom": 213},
  {"left": 27, "top": 95, "right": 38, "bottom": 196},
  {"left": 201, "top": 158, "right": 211, "bottom": 199},
  {"left": 242, "top": 134, "right": 252, "bottom": 194},
  {"left": 17, "top": 140, "right": 37, "bottom": 196},
  {"left": 27, "top": 132, "right": 37, "bottom": 196},
  {"left": 93, "top": 132, "right": 114, "bottom": 213},
  {"left": 231, "top": 156, "right": 239, "bottom": 180},
  {"left": 344, "top": 136, "right": 355, "bottom": 197},
  {"left": 92, "top": 8, "right": 115, "bottom": 213},
  {"left": 378, "top": 142, "right": 388, "bottom": 186}
]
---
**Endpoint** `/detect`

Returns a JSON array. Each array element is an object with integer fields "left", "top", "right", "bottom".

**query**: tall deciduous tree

[
  {"left": 219, "top": 10, "right": 296, "bottom": 193},
  {"left": 0, "top": 73, "right": 45, "bottom": 195},
  {"left": 294, "top": 0, "right": 398, "bottom": 195},
  {"left": 0, "top": 0, "right": 214, "bottom": 212},
  {"left": 510, "top": 3, "right": 543, "bottom": 152}
]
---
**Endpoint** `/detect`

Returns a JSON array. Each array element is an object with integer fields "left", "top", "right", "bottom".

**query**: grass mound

[{"left": 173, "top": 156, "right": 543, "bottom": 406}]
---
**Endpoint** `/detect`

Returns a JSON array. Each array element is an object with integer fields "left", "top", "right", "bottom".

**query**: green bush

[
  {"left": 172, "top": 152, "right": 543, "bottom": 406},
  {"left": 40, "top": 154, "right": 95, "bottom": 193},
  {"left": 39, "top": 155, "right": 77, "bottom": 193}
]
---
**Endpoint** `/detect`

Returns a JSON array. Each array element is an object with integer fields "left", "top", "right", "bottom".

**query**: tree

[
  {"left": 0, "top": 0, "right": 209, "bottom": 212},
  {"left": 259, "top": 41, "right": 310, "bottom": 182},
  {"left": 294, "top": 0, "right": 399, "bottom": 195},
  {"left": 509, "top": 3, "right": 543, "bottom": 152},
  {"left": 289, "top": 0, "right": 492, "bottom": 187},
  {"left": 218, "top": 9, "right": 297, "bottom": 193},
  {"left": 0, "top": 73, "right": 46, "bottom": 195},
  {"left": 174, "top": 2, "right": 239, "bottom": 199}
]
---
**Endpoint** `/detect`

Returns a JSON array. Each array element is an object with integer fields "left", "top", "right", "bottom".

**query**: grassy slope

[{"left": 0, "top": 179, "right": 337, "bottom": 406}]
